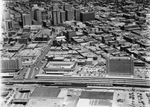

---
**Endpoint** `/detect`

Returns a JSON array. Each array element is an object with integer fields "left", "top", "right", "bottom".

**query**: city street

[{"left": 27, "top": 33, "right": 57, "bottom": 79}]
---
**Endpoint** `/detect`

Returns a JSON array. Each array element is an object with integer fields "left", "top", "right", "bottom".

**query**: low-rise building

[{"left": 43, "top": 61, "right": 78, "bottom": 73}]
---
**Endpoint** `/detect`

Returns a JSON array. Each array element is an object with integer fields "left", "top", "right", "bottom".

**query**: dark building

[
  {"left": 57, "top": 11, "right": 61, "bottom": 25},
  {"left": 52, "top": 10, "right": 57, "bottom": 25},
  {"left": 34, "top": 9, "right": 42, "bottom": 23},
  {"left": 31, "top": 9, "right": 35, "bottom": 20},
  {"left": 74, "top": 9, "right": 81, "bottom": 21},
  {"left": 22, "top": 14, "right": 32, "bottom": 26},
  {"left": 66, "top": 9, "right": 74, "bottom": 21},
  {"left": 5, "top": 20, "right": 13, "bottom": 31},
  {"left": 66, "top": 30, "right": 76, "bottom": 42},
  {"left": 31, "top": 87, "right": 60, "bottom": 98},
  {"left": 34, "top": 34, "right": 49, "bottom": 42},
  {"left": 80, "top": 91, "right": 114, "bottom": 100},
  {"left": 80, "top": 12, "right": 95, "bottom": 22},
  {"left": 18, "top": 38, "right": 28, "bottom": 44},
  {"left": 52, "top": 10, "right": 61, "bottom": 25},
  {"left": 106, "top": 57, "right": 134, "bottom": 76},
  {"left": 60, "top": 11, "right": 66, "bottom": 23}
]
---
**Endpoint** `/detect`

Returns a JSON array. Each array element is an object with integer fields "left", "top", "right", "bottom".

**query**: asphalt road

[
  {"left": 14, "top": 67, "right": 28, "bottom": 79},
  {"left": 27, "top": 34, "right": 57, "bottom": 79}
]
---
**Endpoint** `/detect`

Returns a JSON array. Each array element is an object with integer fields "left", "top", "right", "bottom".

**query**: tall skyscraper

[
  {"left": 74, "top": 9, "right": 81, "bottom": 21},
  {"left": 106, "top": 57, "right": 134, "bottom": 76},
  {"left": 66, "top": 9, "right": 74, "bottom": 21},
  {"left": 60, "top": 11, "right": 66, "bottom": 23},
  {"left": 31, "top": 9, "right": 35, "bottom": 20},
  {"left": 5, "top": 20, "right": 13, "bottom": 31},
  {"left": 34, "top": 9, "right": 42, "bottom": 22},
  {"left": 22, "top": 14, "right": 32, "bottom": 26},
  {"left": 52, "top": 10, "right": 58, "bottom": 25},
  {"left": 52, "top": 10, "right": 61, "bottom": 25},
  {"left": 57, "top": 11, "right": 61, "bottom": 25}
]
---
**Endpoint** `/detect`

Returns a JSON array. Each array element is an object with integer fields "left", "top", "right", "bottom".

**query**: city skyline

[{"left": 1, "top": 0, "right": 150, "bottom": 107}]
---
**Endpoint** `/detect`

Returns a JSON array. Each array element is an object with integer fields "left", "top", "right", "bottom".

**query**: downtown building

[
  {"left": 66, "top": 9, "right": 75, "bottom": 21},
  {"left": 33, "top": 9, "right": 42, "bottom": 25},
  {"left": 80, "top": 12, "right": 95, "bottom": 22},
  {"left": 1, "top": 58, "right": 22, "bottom": 72},
  {"left": 106, "top": 57, "right": 134, "bottom": 77},
  {"left": 4, "top": 19, "right": 13, "bottom": 31},
  {"left": 22, "top": 14, "right": 32, "bottom": 27},
  {"left": 52, "top": 10, "right": 61, "bottom": 26}
]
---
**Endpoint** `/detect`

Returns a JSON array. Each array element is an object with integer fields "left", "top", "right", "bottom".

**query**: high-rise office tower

[
  {"left": 5, "top": 20, "right": 13, "bottom": 31},
  {"left": 52, "top": 10, "right": 61, "bottom": 25},
  {"left": 66, "top": 9, "right": 74, "bottom": 21},
  {"left": 34, "top": 9, "right": 42, "bottom": 22},
  {"left": 31, "top": 9, "right": 35, "bottom": 20},
  {"left": 74, "top": 9, "right": 81, "bottom": 21},
  {"left": 22, "top": 14, "right": 32, "bottom": 26},
  {"left": 106, "top": 57, "right": 134, "bottom": 76},
  {"left": 80, "top": 12, "right": 95, "bottom": 22},
  {"left": 60, "top": 11, "right": 66, "bottom": 23},
  {"left": 57, "top": 11, "right": 61, "bottom": 25},
  {"left": 52, "top": 10, "right": 58, "bottom": 25}
]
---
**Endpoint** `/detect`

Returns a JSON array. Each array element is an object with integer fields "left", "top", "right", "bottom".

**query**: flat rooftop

[
  {"left": 45, "top": 61, "right": 77, "bottom": 70},
  {"left": 107, "top": 57, "right": 134, "bottom": 76},
  {"left": 80, "top": 91, "right": 114, "bottom": 100},
  {"left": 31, "top": 87, "right": 60, "bottom": 98}
]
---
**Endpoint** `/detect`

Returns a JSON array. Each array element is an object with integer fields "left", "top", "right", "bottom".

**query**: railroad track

[{"left": 2, "top": 77, "right": 150, "bottom": 87}]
